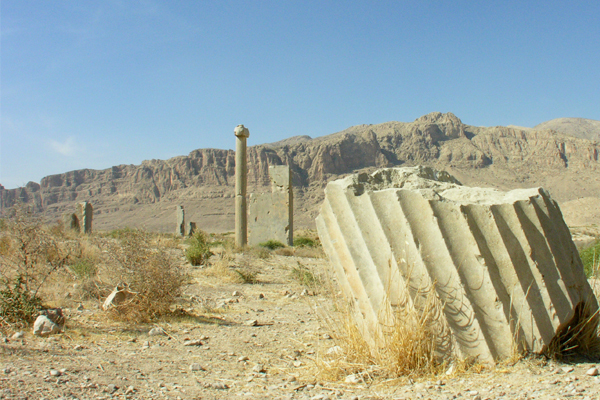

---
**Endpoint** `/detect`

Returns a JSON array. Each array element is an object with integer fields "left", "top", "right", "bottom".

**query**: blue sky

[{"left": 1, "top": 1, "right": 599, "bottom": 189}]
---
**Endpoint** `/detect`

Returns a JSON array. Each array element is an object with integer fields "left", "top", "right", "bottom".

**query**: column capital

[{"left": 234, "top": 124, "right": 250, "bottom": 138}]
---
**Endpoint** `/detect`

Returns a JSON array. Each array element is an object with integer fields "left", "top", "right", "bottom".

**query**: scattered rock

[
  {"left": 345, "top": 374, "right": 360, "bottom": 384},
  {"left": 189, "top": 363, "right": 205, "bottom": 371},
  {"left": 76, "top": 304, "right": 84, "bottom": 311},
  {"left": 238, "top": 356, "right": 249, "bottom": 362},
  {"left": 106, "top": 383, "right": 118, "bottom": 393},
  {"left": 245, "top": 319, "right": 258, "bottom": 326},
  {"left": 232, "top": 291, "right": 241, "bottom": 297},
  {"left": 586, "top": 367, "right": 599, "bottom": 376},
  {"left": 327, "top": 346, "right": 342, "bottom": 355},
  {"left": 183, "top": 339, "right": 203, "bottom": 346},
  {"left": 252, "top": 364, "right": 266, "bottom": 373},
  {"left": 33, "top": 315, "right": 62, "bottom": 336},
  {"left": 562, "top": 367, "right": 575, "bottom": 374},
  {"left": 11, "top": 331, "right": 24, "bottom": 339},
  {"left": 148, "top": 327, "right": 167, "bottom": 336},
  {"left": 49, "top": 369, "right": 61, "bottom": 377},
  {"left": 102, "top": 284, "right": 135, "bottom": 311}
]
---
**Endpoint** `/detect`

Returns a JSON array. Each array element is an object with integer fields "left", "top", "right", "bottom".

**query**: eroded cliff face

[{"left": 2, "top": 112, "right": 599, "bottom": 232}]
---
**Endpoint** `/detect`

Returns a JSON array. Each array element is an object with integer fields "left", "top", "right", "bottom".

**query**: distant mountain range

[{"left": 2, "top": 112, "right": 599, "bottom": 232}]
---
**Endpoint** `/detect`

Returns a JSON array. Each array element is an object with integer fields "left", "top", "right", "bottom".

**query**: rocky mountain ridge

[{"left": 2, "top": 112, "right": 599, "bottom": 232}]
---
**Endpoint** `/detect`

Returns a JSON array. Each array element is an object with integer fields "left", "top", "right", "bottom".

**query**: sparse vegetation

[
  {"left": 258, "top": 239, "right": 285, "bottom": 250},
  {"left": 293, "top": 236, "right": 317, "bottom": 248},
  {"left": 100, "top": 229, "right": 187, "bottom": 322},
  {"left": 0, "top": 205, "right": 71, "bottom": 329},
  {"left": 185, "top": 230, "right": 213, "bottom": 266},
  {"left": 314, "top": 285, "right": 448, "bottom": 382},
  {"left": 580, "top": 240, "right": 600, "bottom": 278},
  {"left": 290, "top": 262, "right": 319, "bottom": 286}
]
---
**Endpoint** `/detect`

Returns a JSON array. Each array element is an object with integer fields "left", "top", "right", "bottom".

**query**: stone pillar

[
  {"left": 62, "top": 213, "right": 80, "bottom": 233},
  {"left": 187, "top": 222, "right": 197, "bottom": 236},
  {"left": 248, "top": 165, "right": 293, "bottom": 246},
  {"left": 176, "top": 205, "right": 185, "bottom": 236},
  {"left": 234, "top": 124, "right": 250, "bottom": 247},
  {"left": 78, "top": 202, "right": 93, "bottom": 234}
]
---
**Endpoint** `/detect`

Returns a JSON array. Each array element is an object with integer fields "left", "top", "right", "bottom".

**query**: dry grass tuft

[
  {"left": 311, "top": 283, "right": 448, "bottom": 383},
  {"left": 545, "top": 297, "right": 600, "bottom": 359}
]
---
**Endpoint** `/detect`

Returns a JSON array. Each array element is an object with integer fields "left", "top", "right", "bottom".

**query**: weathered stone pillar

[
  {"left": 176, "top": 205, "right": 185, "bottom": 236},
  {"left": 248, "top": 165, "right": 293, "bottom": 246},
  {"left": 78, "top": 202, "right": 93, "bottom": 234},
  {"left": 234, "top": 124, "right": 250, "bottom": 247},
  {"left": 62, "top": 213, "right": 80, "bottom": 233},
  {"left": 187, "top": 222, "right": 196, "bottom": 236}
]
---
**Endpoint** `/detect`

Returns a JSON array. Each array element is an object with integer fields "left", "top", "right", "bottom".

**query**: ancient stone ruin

[
  {"left": 316, "top": 166, "right": 598, "bottom": 364},
  {"left": 62, "top": 212, "right": 80, "bottom": 233},
  {"left": 249, "top": 165, "right": 293, "bottom": 246},
  {"left": 78, "top": 201, "right": 93, "bottom": 234},
  {"left": 235, "top": 124, "right": 250, "bottom": 247},
  {"left": 176, "top": 205, "right": 185, "bottom": 236},
  {"left": 188, "top": 221, "right": 197, "bottom": 236}
]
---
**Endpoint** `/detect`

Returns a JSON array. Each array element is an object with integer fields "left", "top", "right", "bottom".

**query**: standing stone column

[
  {"left": 234, "top": 124, "right": 250, "bottom": 247},
  {"left": 175, "top": 205, "right": 185, "bottom": 236},
  {"left": 78, "top": 201, "right": 93, "bottom": 234}
]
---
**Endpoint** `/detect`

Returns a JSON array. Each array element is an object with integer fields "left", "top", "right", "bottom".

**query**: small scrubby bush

[
  {"left": 0, "top": 205, "right": 71, "bottom": 328},
  {"left": 259, "top": 239, "right": 285, "bottom": 250},
  {"left": 0, "top": 276, "right": 44, "bottom": 326},
  {"left": 290, "top": 262, "right": 319, "bottom": 286},
  {"left": 581, "top": 241, "right": 600, "bottom": 278},
  {"left": 101, "top": 229, "right": 186, "bottom": 321},
  {"left": 186, "top": 231, "right": 213, "bottom": 266},
  {"left": 293, "top": 236, "right": 317, "bottom": 248}
]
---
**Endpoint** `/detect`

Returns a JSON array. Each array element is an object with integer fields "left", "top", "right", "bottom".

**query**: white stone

[
  {"left": 11, "top": 331, "right": 24, "bottom": 339},
  {"left": 33, "top": 315, "right": 61, "bottom": 336}
]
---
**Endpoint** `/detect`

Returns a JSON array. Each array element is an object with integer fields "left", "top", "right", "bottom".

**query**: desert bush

[
  {"left": 259, "top": 239, "right": 285, "bottom": 250},
  {"left": 0, "top": 205, "right": 71, "bottom": 327},
  {"left": 69, "top": 257, "right": 98, "bottom": 280},
  {"left": 0, "top": 276, "right": 44, "bottom": 327},
  {"left": 185, "top": 231, "right": 213, "bottom": 266},
  {"left": 293, "top": 236, "right": 317, "bottom": 248},
  {"left": 233, "top": 268, "right": 258, "bottom": 284},
  {"left": 581, "top": 241, "right": 600, "bottom": 278},
  {"left": 290, "top": 262, "right": 319, "bottom": 286},
  {"left": 100, "top": 229, "right": 186, "bottom": 321}
]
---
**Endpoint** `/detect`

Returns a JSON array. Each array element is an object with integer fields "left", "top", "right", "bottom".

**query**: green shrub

[
  {"left": 0, "top": 276, "right": 44, "bottom": 326},
  {"left": 259, "top": 240, "right": 285, "bottom": 250},
  {"left": 581, "top": 241, "right": 600, "bottom": 278},
  {"left": 290, "top": 262, "right": 319, "bottom": 286},
  {"left": 0, "top": 205, "right": 69, "bottom": 328},
  {"left": 106, "top": 227, "right": 137, "bottom": 241},
  {"left": 234, "top": 268, "right": 258, "bottom": 284},
  {"left": 69, "top": 257, "right": 98, "bottom": 279},
  {"left": 186, "top": 231, "right": 213, "bottom": 266},
  {"left": 293, "top": 236, "right": 317, "bottom": 248}
]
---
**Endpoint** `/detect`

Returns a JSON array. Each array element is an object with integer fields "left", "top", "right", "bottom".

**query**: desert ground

[{"left": 2, "top": 225, "right": 600, "bottom": 400}]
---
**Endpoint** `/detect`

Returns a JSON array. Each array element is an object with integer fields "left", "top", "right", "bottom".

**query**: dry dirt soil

[{"left": 2, "top": 248, "right": 600, "bottom": 400}]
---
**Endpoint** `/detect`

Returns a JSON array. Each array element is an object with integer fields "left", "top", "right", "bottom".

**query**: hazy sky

[{"left": 1, "top": 1, "right": 599, "bottom": 189}]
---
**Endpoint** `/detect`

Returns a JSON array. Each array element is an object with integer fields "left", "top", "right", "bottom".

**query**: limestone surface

[
  {"left": 249, "top": 165, "right": 293, "bottom": 246},
  {"left": 316, "top": 166, "right": 598, "bottom": 364}
]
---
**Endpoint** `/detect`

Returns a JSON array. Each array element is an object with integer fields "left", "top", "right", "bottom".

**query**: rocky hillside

[
  {"left": 2, "top": 112, "right": 600, "bottom": 232},
  {"left": 534, "top": 118, "right": 600, "bottom": 142}
]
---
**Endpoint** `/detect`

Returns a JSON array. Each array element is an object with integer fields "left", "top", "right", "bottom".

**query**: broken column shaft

[{"left": 234, "top": 124, "right": 250, "bottom": 247}]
